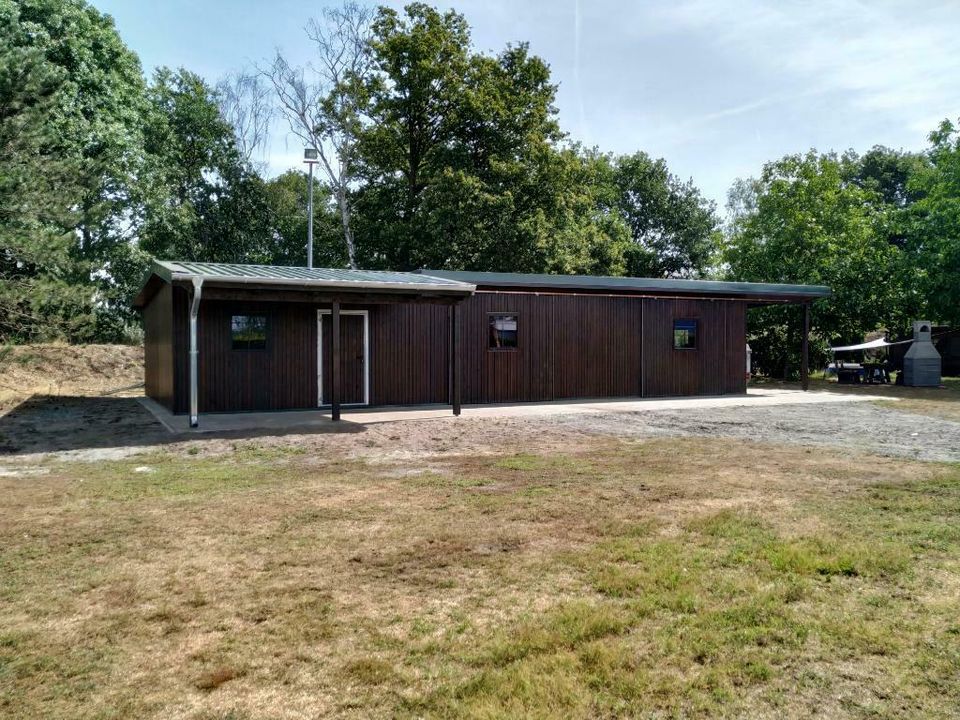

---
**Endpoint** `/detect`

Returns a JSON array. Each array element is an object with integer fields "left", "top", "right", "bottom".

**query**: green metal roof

[
  {"left": 417, "top": 270, "right": 831, "bottom": 301},
  {"left": 155, "top": 261, "right": 474, "bottom": 289},
  {"left": 134, "top": 261, "right": 475, "bottom": 306}
]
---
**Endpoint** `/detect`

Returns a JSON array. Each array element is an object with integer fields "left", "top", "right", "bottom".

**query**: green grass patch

[
  {"left": 4, "top": 439, "right": 960, "bottom": 718},
  {"left": 405, "top": 460, "right": 960, "bottom": 718}
]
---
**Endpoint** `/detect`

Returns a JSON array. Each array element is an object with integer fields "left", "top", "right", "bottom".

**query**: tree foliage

[
  {"left": 0, "top": 0, "right": 89, "bottom": 341},
  {"left": 263, "top": 170, "right": 344, "bottom": 268},
  {"left": 6, "top": 0, "right": 958, "bottom": 359},
  {"left": 266, "top": 1, "right": 375, "bottom": 268},
  {"left": 353, "top": 3, "right": 631, "bottom": 275},
  {"left": 610, "top": 152, "right": 718, "bottom": 278},
  {"left": 902, "top": 121, "right": 960, "bottom": 328},
  {"left": 1, "top": 0, "right": 146, "bottom": 341},
  {"left": 138, "top": 67, "right": 270, "bottom": 263},
  {"left": 724, "top": 151, "right": 909, "bottom": 376}
]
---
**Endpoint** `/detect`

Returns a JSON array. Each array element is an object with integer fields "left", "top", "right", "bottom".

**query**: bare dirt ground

[
  {"left": 3, "top": 393, "right": 959, "bottom": 467},
  {"left": 2, "top": 344, "right": 958, "bottom": 465},
  {"left": 0, "top": 343, "right": 143, "bottom": 412}
]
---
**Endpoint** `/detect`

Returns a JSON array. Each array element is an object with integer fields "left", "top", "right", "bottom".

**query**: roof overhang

[
  {"left": 416, "top": 269, "right": 830, "bottom": 304},
  {"left": 133, "top": 261, "right": 476, "bottom": 308}
]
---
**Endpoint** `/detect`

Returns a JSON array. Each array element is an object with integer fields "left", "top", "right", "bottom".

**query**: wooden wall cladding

[
  {"left": 458, "top": 292, "right": 645, "bottom": 403},
  {"left": 192, "top": 300, "right": 317, "bottom": 413},
  {"left": 168, "top": 297, "right": 453, "bottom": 413},
  {"left": 369, "top": 304, "right": 450, "bottom": 405},
  {"left": 152, "top": 288, "right": 747, "bottom": 414},
  {"left": 640, "top": 297, "right": 746, "bottom": 397},
  {"left": 142, "top": 282, "right": 174, "bottom": 409}
]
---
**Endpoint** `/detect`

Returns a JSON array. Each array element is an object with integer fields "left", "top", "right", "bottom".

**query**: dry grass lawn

[
  {"left": 2, "top": 435, "right": 959, "bottom": 719},
  {"left": 0, "top": 344, "right": 143, "bottom": 413}
]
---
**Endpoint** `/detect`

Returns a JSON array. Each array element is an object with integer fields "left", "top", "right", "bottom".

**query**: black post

[
  {"left": 451, "top": 302, "right": 461, "bottom": 416},
  {"left": 801, "top": 302, "right": 810, "bottom": 391},
  {"left": 332, "top": 300, "right": 341, "bottom": 420}
]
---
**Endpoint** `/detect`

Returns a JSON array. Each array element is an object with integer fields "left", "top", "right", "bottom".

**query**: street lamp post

[{"left": 304, "top": 148, "right": 319, "bottom": 269}]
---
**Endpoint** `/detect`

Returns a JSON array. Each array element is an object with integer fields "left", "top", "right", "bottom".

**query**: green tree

[
  {"left": 354, "top": 3, "right": 628, "bottom": 274},
  {"left": 267, "top": 1, "right": 375, "bottom": 268},
  {"left": 0, "top": 0, "right": 92, "bottom": 341},
  {"left": 263, "top": 170, "right": 344, "bottom": 267},
  {"left": 138, "top": 67, "right": 273, "bottom": 264},
  {"left": 1, "top": 0, "right": 148, "bottom": 341},
  {"left": 849, "top": 146, "right": 928, "bottom": 210},
  {"left": 724, "top": 151, "right": 905, "bottom": 377},
  {"left": 904, "top": 120, "right": 960, "bottom": 327},
  {"left": 610, "top": 152, "right": 719, "bottom": 278}
]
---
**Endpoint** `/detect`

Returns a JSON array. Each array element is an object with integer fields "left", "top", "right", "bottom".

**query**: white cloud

[{"left": 651, "top": 0, "right": 960, "bottom": 127}]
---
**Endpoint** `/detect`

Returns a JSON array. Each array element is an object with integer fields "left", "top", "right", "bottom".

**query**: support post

[
  {"left": 450, "top": 302, "right": 461, "bottom": 416},
  {"left": 188, "top": 277, "right": 203, "bottom": 428},
  {"left": 306, "top": 161, "right": 314, "bottom": 269},
  {"left": 331, "top": 301, "right": 341, "bottom": 421},
  {"left": 801, "top": 302, "right": 810, "bottom": 391}
]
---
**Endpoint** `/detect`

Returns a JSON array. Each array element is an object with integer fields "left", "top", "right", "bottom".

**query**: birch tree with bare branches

[
  {"left": 216, "top": 71, "right": 273, "bottom": 168},
  {"left": 265, "top": 1, "right": 374, "bottom": 269}
]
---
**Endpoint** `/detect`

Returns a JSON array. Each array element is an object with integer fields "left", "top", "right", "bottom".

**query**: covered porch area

[{"left": 133, "top": 262, "right": 477, "bottom": 428}]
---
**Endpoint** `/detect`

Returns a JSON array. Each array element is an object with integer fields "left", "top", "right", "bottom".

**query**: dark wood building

[{"left": 134, "top": 262, "right": 830, "bottom": 426}]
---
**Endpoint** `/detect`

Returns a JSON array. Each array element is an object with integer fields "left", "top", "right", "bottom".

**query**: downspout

[{"left": 189, "top": 277, "right": 203, "bottom": 428}]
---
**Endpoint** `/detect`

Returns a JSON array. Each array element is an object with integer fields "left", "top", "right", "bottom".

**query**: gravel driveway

[
  {"left": 547, "top": 401, "right": 960, "bottom": 463},
  {"left": 2, "top": 393, "right": 958, "bottom": 465}
]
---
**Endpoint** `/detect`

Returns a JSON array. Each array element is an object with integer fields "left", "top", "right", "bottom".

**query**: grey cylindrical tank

[{"left": 903, "top": 321, "right": 941, "bottom": 387}]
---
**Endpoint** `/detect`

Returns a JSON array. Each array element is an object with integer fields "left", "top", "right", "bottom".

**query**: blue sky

[{"left": 91, "top": 0, "right": 960, "bottom": 209}]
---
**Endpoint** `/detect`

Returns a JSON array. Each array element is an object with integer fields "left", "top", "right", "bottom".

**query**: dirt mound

[{"left": 0, "top": 344, "right": 143, "bottom": 413}]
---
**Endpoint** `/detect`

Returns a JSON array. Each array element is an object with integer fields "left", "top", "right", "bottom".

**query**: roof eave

[
  {"left": 133, "top": 262, "right": 476, "bottom": 308},
  {"left": 166, "top": 272, "right": 475, "bottom": 295},
  {"left": 466, "top": 281, "right": 830, "bottom": 302}
]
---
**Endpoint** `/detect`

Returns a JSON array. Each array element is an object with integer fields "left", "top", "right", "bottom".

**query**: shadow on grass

[{"left": 0, "top": 395, "right": 364, "bottom": 456}]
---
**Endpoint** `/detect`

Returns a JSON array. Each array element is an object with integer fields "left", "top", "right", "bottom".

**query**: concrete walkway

[{"left": 139, "top": 388, "right": 893, "bottom": 435}]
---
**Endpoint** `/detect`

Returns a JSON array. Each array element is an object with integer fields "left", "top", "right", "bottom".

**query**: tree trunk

[{"left": 337, "top": 187, "right": 357, "bottom": 269}]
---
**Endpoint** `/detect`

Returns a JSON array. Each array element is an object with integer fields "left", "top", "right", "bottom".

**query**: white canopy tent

[{"left": 830, "top": 337, "right": 912, "bottom": 352}]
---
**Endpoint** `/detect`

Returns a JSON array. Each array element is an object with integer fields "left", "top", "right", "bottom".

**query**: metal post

[
  {"left": 306, "top": 162, "right": 314, "bottom": 269},
  {"left": 331, "top": 301, "right": 341, "bottom": 421},
  {"left": 801, "top": 302, "right": 810, "bottom": 391},
  {"left": 451, "top": 302, "right": 461, "bottom": 416},
  {"left": 188, "top": 277, "right": 203, "bottom": 428}
]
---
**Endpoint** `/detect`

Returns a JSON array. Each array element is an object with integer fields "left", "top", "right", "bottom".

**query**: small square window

[
  {"left": 231, "top": 315, "right": 267, "bottom": 350},
  {"left": 489, "top": 313, "right": 518, "bottom": 350},
  {"left": 673, "top": 319, "right": 697, "bottom": 350}
]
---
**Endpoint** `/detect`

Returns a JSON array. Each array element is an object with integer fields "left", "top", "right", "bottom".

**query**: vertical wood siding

[
  {"left": 159, "top": 290, "right": 747, "bottom": 413},
  {"left": 640, "top": 298, "right": 746, "bottom": 397},
  {"left": 173, "top": 298, "right": 317, "bottom": 413},
  {"left": 142, "top": 283, "right": 174, "bottom": 409},
  {"left": 369, "top": 304, "right": 450, "bottom": 405},
  {"left": 459, "top": 292, "right": 645, "bottom": 403},
  {"left": 170, "top": 299, "right": 452, "bottom": 412}
]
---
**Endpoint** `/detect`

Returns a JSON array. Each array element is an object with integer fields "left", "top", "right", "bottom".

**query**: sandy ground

[
  {"left": 0, "top": 344, "right": 143, "bottom": 412},
  {"left": 2, "top": 391, "right": 959, "bottom": 466},
  {"left": 2, "top": 344, "right": 958, "bottom": 465}
]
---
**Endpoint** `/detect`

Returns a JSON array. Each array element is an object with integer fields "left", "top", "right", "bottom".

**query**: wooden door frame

[{"left": 317, "top": 309, "right": 370, "bottom": 407}]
